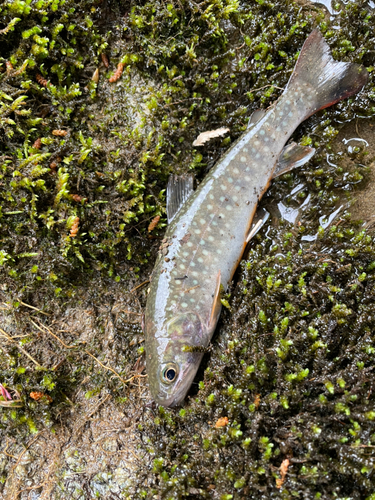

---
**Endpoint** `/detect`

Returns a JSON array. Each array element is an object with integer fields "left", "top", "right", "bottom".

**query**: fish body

[{"left": 144, "top": 30, "right": 368, "bottom": 407}]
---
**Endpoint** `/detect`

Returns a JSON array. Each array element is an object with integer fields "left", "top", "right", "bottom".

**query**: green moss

[{"left": 1, "top": 0, "right": 375, "bottom": 497}]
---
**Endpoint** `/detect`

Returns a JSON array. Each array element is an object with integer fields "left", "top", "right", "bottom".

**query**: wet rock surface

[{"left": 1, "top": 0, "right": 375, "bottom": 498}]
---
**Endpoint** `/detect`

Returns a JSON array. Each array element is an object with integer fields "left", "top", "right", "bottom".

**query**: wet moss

[{"left": 1, "top": 0, "right": 375, "bottom": 497}]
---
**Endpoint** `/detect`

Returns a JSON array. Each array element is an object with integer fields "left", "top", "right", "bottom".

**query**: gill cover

[{"left": 152, "top": 312, "right": 206, "bottom": 407}]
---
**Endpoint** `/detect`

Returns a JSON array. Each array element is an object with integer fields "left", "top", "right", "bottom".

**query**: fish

[{"left": 143, "top": 29, "right": 368, "bottom": 407}]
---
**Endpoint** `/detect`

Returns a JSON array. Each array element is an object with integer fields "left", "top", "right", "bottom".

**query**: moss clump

[
  {"left": 139, "top": 206, "right": 375, "bottom": 499},
  {"left": 1, "top": 0, "right": 375, "bottom": 497}
]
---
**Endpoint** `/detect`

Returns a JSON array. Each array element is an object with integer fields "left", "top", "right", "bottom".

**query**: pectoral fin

[
  {"left": 167, "top": 174, "right": 194, "bottom": 223},
  {"left": 273, "top": 142, "right": 315, "bottom": 179}
]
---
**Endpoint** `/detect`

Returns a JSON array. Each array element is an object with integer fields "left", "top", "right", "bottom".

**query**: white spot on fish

[
  {"left": 243, "top": 147, "right": 248, "bottom": 152},
  {"left": 288, "top": 111, "right": 293, "bottom": 117},
  {"left": 194, "top": 229, "right": 201, "bottom": 234},
  {"left": 187, "top": 241, "right": 193, "bottom": 247},
  {"left": 240, "top": 157, "right": 246, "bottom": 163},
  {"left": 254, "top": 140, "right": 260, "bottom": 146},
  {"left": 198, "top": 257, "right": 203, "bottom": 263},
  {"left": 181, "top": 302, "right": 188, "bottom": 308},
  {"left": 233, "top": 167, "right": 240, "bottom": 174},
  {"left": 255, "top": 153, "right": 260, "bottom": 159},
  {"left": 190, "top": 261, "right": 195, "bottom": 267},
  {"left": 228, "top": 177, "right": 233, "bottom": 183},
  {"left": 219, "top": 213, "right": 225, "bottom": 219},
  {"left": 232, "top": 195, "right": 238, "bottom": 202},
  {"left": 220, "top": 196, "right": 225, "bottom": 202},
  {"left": 179, "top": 264, "right": 185, "bottom": 270},
  {"left": 226, "top": 205, "right": 232, "bottom": 211},
  {"left": 207, "top": 204, "right": 213, "bottom": 210},
  {"left": 175, "top": 280, "right": 181, "bottom": 285},
  {"left": 193, "top": 280, "right": 198, "bottom": 285},
  {"left": 217, "top": 249, "right": 222, "bottom": 254},
  {"left": 190, "top": 298, "right": 195, "bottom": 303},
  {"left": 221, "top": 184, "right": 226, "bottom": 191},
  {"left": 202, "top": 249, "right": 209, "bottom": 256},
  {"left": 245, "top": 176, "right": 251, "bottom": 181},
  {"left": 209, "top": 193, "right": 214, "bottom": 200},
  {"left": 200, "top": 218, "right": 206, "bottom": 225},
  {"left": 200, "top": 239, "right": 205, "bottom": 245},
  {"left": 235, "top": 185, "right": 241, "bottom": 192},
  {"left": 259, "top": 129, "right": 265, "bottom": 135},
  {"left": 208, "top": 235, "right": 214, "bottom": 242}
]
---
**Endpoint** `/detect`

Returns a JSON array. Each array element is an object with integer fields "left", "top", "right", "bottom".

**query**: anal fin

[
  {"left": 273, "top": 142, "right": 315, "bottom": 179},
  {"left": 167, "top": 174, "right": 194, "bottom": 223},
  {"left": 246, "top": 208, "right": 270, "bottom": 243},
  {"left": 209, "top": 271, "right": 222, "bottom": 331}
]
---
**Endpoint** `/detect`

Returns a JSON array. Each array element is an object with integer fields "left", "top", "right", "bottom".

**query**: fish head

[{"left": 145, "top": 311, "right": 206, "bottom": 407}]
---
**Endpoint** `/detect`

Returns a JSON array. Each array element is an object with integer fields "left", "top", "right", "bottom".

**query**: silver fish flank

[{"left": 144, "top": 30, "right": 368, "bottom": 407}]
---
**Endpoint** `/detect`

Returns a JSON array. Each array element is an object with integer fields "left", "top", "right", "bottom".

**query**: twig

[
  {"left": 75, "top": 394, "right": 111, "bottom": 434},
  {"left": 11, "top": 432, "right": 44, "bottom": 472},
  {"left": 250, "top": 84, "right": 284, "bottom": 92},
  {"left": 15, "top": 482, "right": 47, "bottom": 499},
  {"left": 0, "top": 327, "right": 43, "bottom": 367},
  {"left": 30, "top": 319, "right": 76, "bottom": 349},
  {"left": 1, "top": 440, "right": 18, "bottom": 459},
  {"left": 121, "top": 373, "right": 148, "bottom": 384},
  {"left": 129, "top": 280, "right": 150, "bottom": 294},
  {"left": 163, "top": 96, "right": 204, "bottom": 108},
  {"left": 84, "top": 350, "right": 128, "bottom": 384},
  {"left": 19, "top": 300, "right": 50, "bottom": 315}
]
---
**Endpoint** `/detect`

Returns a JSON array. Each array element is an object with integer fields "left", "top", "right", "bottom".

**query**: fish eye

[{"left": 161, "top": 363, "right": 178, "bottom": 384}]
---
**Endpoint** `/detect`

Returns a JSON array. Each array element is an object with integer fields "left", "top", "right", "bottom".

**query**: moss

[{"left": 1, "top": 0, "right": 375, "bottom": 497}]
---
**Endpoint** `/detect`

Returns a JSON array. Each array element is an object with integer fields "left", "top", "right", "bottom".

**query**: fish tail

[{"left": 287, "top": 30, "right": 368, "bottom": 116}]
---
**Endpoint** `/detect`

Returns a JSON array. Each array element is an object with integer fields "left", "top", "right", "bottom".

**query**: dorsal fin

[{"left": 167, "top": 174, "right": 194, "bottom": 223}]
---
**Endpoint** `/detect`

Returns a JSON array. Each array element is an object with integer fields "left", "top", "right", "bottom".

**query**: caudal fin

[{"left": 287, "top": 30, "right": 368, "bottom": 116}]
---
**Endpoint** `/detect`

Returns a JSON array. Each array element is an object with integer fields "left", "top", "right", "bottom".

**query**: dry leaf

[
  {"left": 148, "top": 215, "right": 161, "bottom": 232},
  {"left": 276, "top": 458, "right": 290, "bottom": 488},
  {"left": 193, "top": 127, "right": 229, "bottom": 146},
  {"left": 215, "top": 416, "right": 229, "bottom": 428}
]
